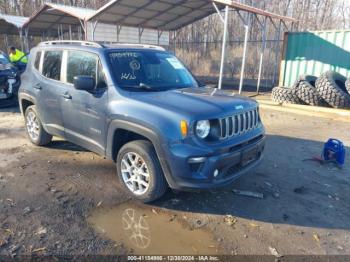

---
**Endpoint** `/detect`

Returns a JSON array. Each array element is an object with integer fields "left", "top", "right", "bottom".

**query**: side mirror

[{"left": 73, "top": 76, "right": 95, "bottom": 91}]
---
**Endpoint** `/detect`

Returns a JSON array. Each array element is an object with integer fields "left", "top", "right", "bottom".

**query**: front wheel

[
  {"left": 25, "top": 105, "right": 52, "bottom": 146},
  {"left": 116, "top": 140, "right": 167, "bottom": 203}
]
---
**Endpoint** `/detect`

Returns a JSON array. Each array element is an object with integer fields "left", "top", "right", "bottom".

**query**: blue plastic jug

[{"left": 323, "top": 139, "right": 346, "bottom": 166}]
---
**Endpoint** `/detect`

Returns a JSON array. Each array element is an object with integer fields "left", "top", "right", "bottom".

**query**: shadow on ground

[
  {"left": 147, "top": 134, "right": 350, "bottom": 230},
  {"left": 45, "top": 133, "right": 350, "bottom": 231}
]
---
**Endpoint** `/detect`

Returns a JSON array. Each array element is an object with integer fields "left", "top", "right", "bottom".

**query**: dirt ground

[{"left": 0, "top": 105, "right": 349, "bottom": 257}]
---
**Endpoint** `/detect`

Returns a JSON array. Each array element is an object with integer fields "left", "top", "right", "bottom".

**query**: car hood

[
  {"left": 129, "top": 87, "right": 258, "bottom": 119},
  {"left": 0, "top": 63, "right": 17, "bottom": 77}
]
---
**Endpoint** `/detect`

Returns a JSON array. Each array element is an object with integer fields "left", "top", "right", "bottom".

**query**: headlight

[
  {"left": 196, "top": 120, "right": 210, "bottom": 139},
  {"left": 9, "top": 71, "right": 17, "bottom": 78}
]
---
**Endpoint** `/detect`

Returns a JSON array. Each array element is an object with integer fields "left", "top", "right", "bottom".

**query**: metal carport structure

[
  {"left": 87, "top": 0, "right": 297, "bottom": 93},
  {"left": 23, "top": 3, "right": 96, "bottom": 40},
  {"left": 0, "top": 14, "right": 28, "bottom": 50}
]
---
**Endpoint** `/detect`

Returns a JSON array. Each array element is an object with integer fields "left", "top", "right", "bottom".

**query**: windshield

[
  {"left": 0, "top": 53, "right": 10, "bottom": 65},
  {"left": 109, "top": 51, "right": 199, "bottom": 91}
]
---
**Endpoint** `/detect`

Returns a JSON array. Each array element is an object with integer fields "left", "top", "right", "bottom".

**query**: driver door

[{"left": 60, "top": 50, "right": 108, "bottom": 155}]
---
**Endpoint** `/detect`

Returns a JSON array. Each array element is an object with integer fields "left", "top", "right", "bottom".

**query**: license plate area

[
  {"left": 0, "top": 92, "right": 8, "bottom": 99},
  {"left": 241, "top": 146, "right": 258, "bottom": 167}
]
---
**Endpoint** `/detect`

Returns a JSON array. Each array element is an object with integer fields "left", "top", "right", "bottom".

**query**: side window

[
  {"left": 96, "top": 62, "right": 107, "bottom": 89},
  {"left": 42, "top": 51, "right": 62, "bottom": 80},
  {"left": 34, "top": 51, "right": 41, "bottom": 71},
  {"left": 67, "top": 51, "right": 97, "bottom": 84}
]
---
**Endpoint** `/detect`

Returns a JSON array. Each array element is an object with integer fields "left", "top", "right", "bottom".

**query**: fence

[{"left": 170, "top": 39, "right": 283, "bottom": 91}]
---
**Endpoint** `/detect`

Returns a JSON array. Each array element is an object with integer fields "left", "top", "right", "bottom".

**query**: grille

[{"left": 219, "top": 108, "right": 260, "bottom": 139}]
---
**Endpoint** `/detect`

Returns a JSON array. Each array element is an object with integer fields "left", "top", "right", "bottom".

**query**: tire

[
  {"left": 346, "top": 78, "right": 350, "bottom": 94},
  {"left": 271, "top": 86, "right": 303, "bottom": 104},
  {"left": 292, "top": 75, "right": 314, "bottom": 89},
  {"left": 296, "top": 76, "right": 329, "bottom": 106},
  {"left": 24, "top": 105, "right": 52, "bottom": 146},
  {"left": 116, "top": 140, "right": 167, "bottom": 203},
  {"left": 315, "top": 71, "right": 350, "bottom": 108}
]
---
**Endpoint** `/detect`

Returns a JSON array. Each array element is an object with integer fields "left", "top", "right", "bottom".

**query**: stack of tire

[{"left": 271, "top": 71, "right": 350, "bottom": 109}]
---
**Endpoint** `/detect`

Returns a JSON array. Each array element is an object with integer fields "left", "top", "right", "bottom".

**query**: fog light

[
  {"left": 214, "top": 169, "right": 219, "bottom": 177},
  {"left": 188, "top": 157, "right": 206, "bottom": 164}
]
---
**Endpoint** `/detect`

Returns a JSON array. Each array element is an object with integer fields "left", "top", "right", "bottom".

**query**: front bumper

[
  {"left": 163, "top": 133, "right": 266, "bottom": 190},
  {"left": 0, "top": 78, "right": 20, "bottom": 100}
]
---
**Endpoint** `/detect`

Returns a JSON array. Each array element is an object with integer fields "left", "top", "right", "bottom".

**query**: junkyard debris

[
  {"left": 269, "top": 246, "right": 282, "bottom": 257},
  {"left": 224, "top": 215, "right": 237, "bottom": 226},
  {"left": 232, "top": 189, "right": 264, "bottom": 199},
  {"left": 313, "top": 233, "right": 320, "bottom": 242},
  {"left": 32, "top": 247, "right": 46, "bottom": 253},
  {"left": 35, "top": 227, "right": 47, "bottom": 235}
]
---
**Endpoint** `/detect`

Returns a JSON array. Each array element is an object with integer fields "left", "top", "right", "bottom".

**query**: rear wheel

[
  {"left": 25, "top": 105, "right": 52, "bottom": 146},
  {"left": 116, "top": 140, "right": 167, "bottom": 203}
]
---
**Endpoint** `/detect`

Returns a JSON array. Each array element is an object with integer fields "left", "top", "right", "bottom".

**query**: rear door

[
  {"left": 32, "top": 49, "right": 67, "bottom": 137},
  {"left": 59, "top": 50, "right": 108, "bottom": 155}
]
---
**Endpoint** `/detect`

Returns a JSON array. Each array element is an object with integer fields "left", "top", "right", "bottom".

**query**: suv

[
  {"left": 0, "top": 51, "right": 20, "bottom": 107},
  {"left": 19, "top": 41, "right": 265, "bottom": 202}
]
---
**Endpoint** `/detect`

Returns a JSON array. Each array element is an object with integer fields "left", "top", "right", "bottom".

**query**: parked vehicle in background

[
  {"left": 18, "top": 41, "right": 266, "bottom": 202},
  {"left": 0, "top": 51, "right": 21, "bottom": 108}
]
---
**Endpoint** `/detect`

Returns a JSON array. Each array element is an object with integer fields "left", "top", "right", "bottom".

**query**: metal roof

[
  {"left": 23, "top": 3, "right": 96, "bottom": 35},
  {"left": 0, "top": 14, "right": 28, "bottom": 34},
  {"left": 87, "top": 0, "right": 297, "bottom": 31}
]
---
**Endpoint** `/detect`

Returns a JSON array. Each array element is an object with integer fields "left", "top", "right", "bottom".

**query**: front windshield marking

[{"left": 109, "top": 51, "right": 198, "bottom": 91}]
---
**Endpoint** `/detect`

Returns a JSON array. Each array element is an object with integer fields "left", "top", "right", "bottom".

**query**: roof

[
  {"left": 23, "top": 3, "right": 96, "bottom": 36},
  {"left": 87, "top": 0, "right": 297, "bottom": 31},
  {"left": 0, "top": 14, "right": 28, "bottom": 34},
  {"left": 37, "top": 41, "right": 166, "bottom": 51}
]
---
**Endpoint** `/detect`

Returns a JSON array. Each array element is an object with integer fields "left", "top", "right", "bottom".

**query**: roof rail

[
  {"left": 39, "top": 40, "right": 104, "bottom": 48},
  {"left": 103, "top": 43, "right": 165, "bottom": 51}
]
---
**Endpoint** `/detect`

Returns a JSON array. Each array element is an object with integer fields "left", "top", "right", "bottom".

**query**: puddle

[{"left": 88, "top": 202, "right": 219, "bottom": 255}]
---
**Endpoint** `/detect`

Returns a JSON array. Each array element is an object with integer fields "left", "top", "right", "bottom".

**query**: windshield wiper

[{"left": 139, "top": 82, "right": 152, "bottom": 90}]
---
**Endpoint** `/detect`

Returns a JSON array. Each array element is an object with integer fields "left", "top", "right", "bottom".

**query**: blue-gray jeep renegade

[{"left": 18, "top": 41, "right": 265, "bottom": 202}]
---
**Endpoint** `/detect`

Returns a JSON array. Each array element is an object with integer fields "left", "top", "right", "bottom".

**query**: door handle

[
  {"left": 61, "top": 93, "right": 72, "bottom": 100},
  {"left": 33, "top": 83, "right": 42, "bottom": 90}
]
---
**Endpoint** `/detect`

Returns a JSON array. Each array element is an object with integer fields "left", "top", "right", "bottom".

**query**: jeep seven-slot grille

[{"left": 219, "top": 108, "right": 260, "bottom": 139}]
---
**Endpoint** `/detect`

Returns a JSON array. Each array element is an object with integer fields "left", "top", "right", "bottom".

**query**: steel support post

[
  {"left": 256, "top": 16, "right": 267, "bottom": 94},
  {"left": 272, "top": 20, "right": 282, "bottom": 87},
  {"left": 237, "top": 12, "right": 250, "bottom": 95},
  {"left": 4, "top": 34, "right": 8, "bottom": 51},
  {"left": 91, "top": 20, "right": 99, "bottom": 41},
  {"left": 19, "top": 29, "right": 24, "bottom": 51},
  {"left": 157, "top": 30, "right": 163, "bottom": 45},
  {"left": 117, "top": 25, "right": 122, "bottom": 42},
  {"left": 24, "top": 27, "right": 29, "bottom": 51},
  {"left": 69, "top": 25, "right": 72, "bottom": 40},
  {"left": 139, "top": 27, "right": 144, "bottom": 44},
  {"left": 213, "top": 3, "right": 229, "bottom": 90}
]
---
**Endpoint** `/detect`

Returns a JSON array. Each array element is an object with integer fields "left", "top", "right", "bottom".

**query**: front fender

[{"left": 106, "top": 119, "right": 174, "bottom": 186}]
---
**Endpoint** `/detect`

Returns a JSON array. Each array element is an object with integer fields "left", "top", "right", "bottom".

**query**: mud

[{"left": 0, "top": 106, "right": 350, "bottom": 256}]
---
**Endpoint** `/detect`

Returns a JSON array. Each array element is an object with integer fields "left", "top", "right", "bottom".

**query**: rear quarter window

[
  {"left": 42, "top": 50, "right": 62, "bottom": 81},
  {"left": 34, "top": 51, "right": 42, "bottom": 71}
]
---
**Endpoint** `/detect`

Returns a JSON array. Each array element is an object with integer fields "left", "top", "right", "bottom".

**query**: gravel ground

[{"left": 0, "top": 105, "right": 349, "bottom": 257}]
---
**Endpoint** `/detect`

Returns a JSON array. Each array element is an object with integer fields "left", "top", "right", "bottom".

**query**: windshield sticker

[{"left": 166, "top": 57, "right": 185, "bottom": 70}]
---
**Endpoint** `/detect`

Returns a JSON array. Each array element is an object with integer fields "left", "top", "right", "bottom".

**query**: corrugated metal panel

[
  {"left": 86, "top": 22, "right": 169, "bottom": 46},
  {"left": 280, "top": 30, "right": 350, "bottom": 87},
  {"left": 0, "top": 14, "right": 28, "bottom": 34},
  {"left": 0, "top": 14, "right": 28, "bottom": 27}
]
